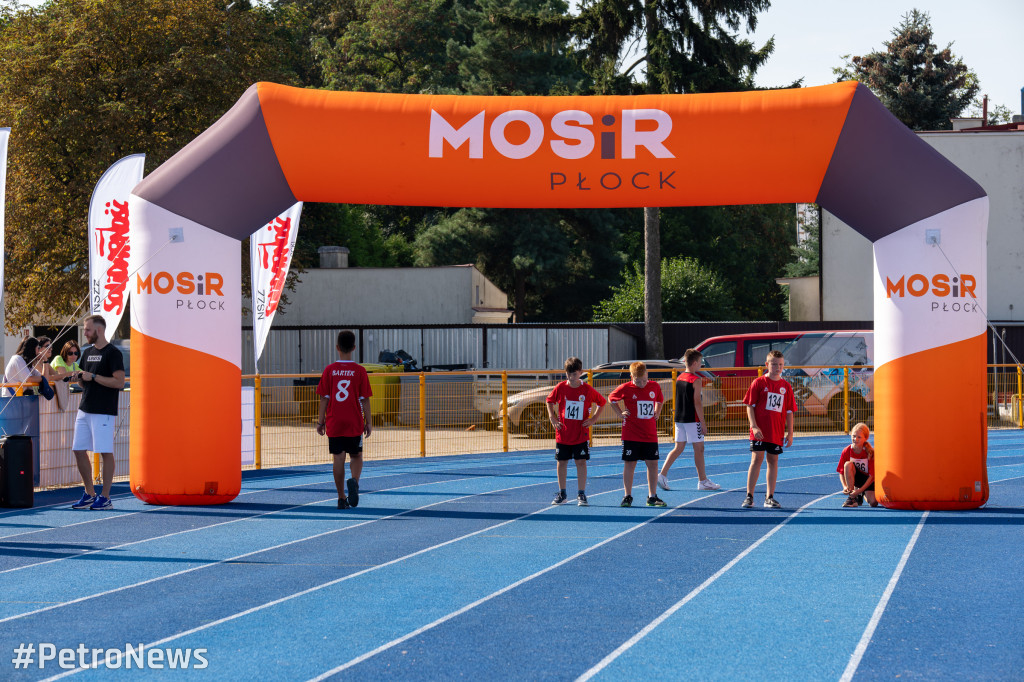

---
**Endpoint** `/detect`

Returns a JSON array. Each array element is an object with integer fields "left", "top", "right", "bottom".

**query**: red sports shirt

[
  {"left": 742, "top": 375, "right": 796, "bottom": 445},
  {"left": 609, "top": 380, "right": 663, "bottom": 443},
  {"left": 837, "top": 446, "right": 874, "bottom": 477},
  {"left": 546, "top": 381, "right": 607, "bottom": 445},
  {"left": 316, "top": 361, "right": 373, "bottom": 437}
]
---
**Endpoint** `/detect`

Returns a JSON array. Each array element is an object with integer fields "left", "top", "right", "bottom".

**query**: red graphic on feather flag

[
  {"left": 256, "top": 215, "right": 292, "bottom": 317},
  {"left": 97, "top": 199, "right": 130, "bottom": 315}
]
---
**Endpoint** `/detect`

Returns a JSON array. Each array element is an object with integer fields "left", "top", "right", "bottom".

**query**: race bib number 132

[{"left": 636, "top": 401, "right": 655, "bottom": 419}]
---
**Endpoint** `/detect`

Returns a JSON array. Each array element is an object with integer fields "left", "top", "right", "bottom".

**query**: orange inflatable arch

[{"left": 128, "top": 81, "right": 988, "bottom": 510}]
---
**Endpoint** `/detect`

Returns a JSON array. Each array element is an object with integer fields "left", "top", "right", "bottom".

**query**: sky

[
  {"left": 12, "top": 0, "right": 1024, "bottom": 114},
  {"left": 747, "top": 0, "right": 1024, "bottom": 113}
]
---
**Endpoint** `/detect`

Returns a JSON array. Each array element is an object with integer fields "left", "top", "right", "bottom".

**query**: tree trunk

[
  {"left": 642, "top": 0, "right": 664, "bottom": 360},
  {"left": 514, "top": 270, "right": 527, "bottom": 323},
  {"left": 643, "top": 206, "right": 664, "bottom": 358}
]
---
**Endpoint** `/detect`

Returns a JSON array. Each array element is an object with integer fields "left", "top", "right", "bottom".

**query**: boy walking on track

[
  {"left": 742, "top": 349, "right": 795, "bottom": 509},
  {"left": 546, "top": 357, "right": 607, "bottom": 506},
  {"left": 316, "top": 330, "right": 372, "bottom": 509},
  {"left": 658, "top": 348, "right": 720, "bottom": 492},
  {"left": 609, "top": 361, "right": 667, "bottom": 508}
]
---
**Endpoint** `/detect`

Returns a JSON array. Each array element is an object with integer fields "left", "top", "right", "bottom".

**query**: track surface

[{"left": 2, "top": 432, "right": 1022, "bottom": 680}]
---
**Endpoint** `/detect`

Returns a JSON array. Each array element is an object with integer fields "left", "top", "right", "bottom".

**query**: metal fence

[
  {"left": 242, "top": 324, "right": 639, "bottom": 374},
  {"left": 23, "top": 365, "right": 1024, "bottom": 492}
]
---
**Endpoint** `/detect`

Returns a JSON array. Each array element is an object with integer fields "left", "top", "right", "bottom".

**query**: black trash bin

[{"left": 0, "top": 435, "right": 34, "bottom": 508}]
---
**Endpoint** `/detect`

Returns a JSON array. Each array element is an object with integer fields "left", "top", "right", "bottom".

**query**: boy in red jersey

[
  {"left": 838, "top": 422, "right": 877, "bottom": 507},
  {"left": 316, "top": 330, "right": 372, "bottom": 509},
  {"left": 742, "top": 350, "right": 795, "bottom": 509},
  {"left": 546, "top": 357, "right": 607, "bottom": 506},
  {"left": 609, "top": 361, "right": 666, "bottom": 508},
  {"left": 658, "top": 348, "right": 720, "bottom": 492}
]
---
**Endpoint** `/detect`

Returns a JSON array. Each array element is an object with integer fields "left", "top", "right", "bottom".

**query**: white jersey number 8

[{"left": 335, "top": 379, "right": 351, "bottom": 402}]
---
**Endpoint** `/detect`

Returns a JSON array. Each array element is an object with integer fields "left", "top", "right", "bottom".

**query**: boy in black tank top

[{"left": 658, "top": 349, "right": 720, "bottom": 491}]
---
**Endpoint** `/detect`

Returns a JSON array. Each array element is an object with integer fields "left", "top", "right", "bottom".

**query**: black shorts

[
  {"left": 555, "top": 442, "right": 590, "bottom": 461},
  {"left": 852, "top": 469, "right": 875, "bottom": 491},
  {"left": 328, "top": 435, "right": 363, "bottom": 456},
  {"left": 622, "top": 440, "right": 659, "bottom": 462},
  {"left": 750, "top": 440, "right": 783, "bottom": 455}
]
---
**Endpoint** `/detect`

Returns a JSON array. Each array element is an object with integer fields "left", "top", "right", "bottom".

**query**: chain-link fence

[{"left": 18, "top": 364, "right": 1024, "bottom": 491}]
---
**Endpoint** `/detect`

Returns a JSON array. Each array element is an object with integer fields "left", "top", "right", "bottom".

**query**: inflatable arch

[{"left": 129, "top": 81, "right": 988, "bottom": 510}]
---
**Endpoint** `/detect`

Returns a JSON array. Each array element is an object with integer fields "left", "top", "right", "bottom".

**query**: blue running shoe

[
  {"left": 71, "top": 493, "right": 96, "bottom": 510},
  {"left": 90, "top": 495, "right": 113, "bottom": 511}
]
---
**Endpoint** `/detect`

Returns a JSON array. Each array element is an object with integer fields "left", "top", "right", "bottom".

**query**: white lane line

[
  {"left": 839, "top": 511, "right": 929, "bottom": 682},
  {"left": 576, "top": 490, "right": 841, "bottom": 682},
  {"left": 0, "top": 456, "right": 548, "bottom": 533},
  {"left": 2, "top": 449, "right": 778, "bottom": 543},
  {"left": 307, "top": 486, "right": 733, "bottom": 680},
  {"left": 46, "top": 469, "right": 836, "bottom": 681},
  {"left": 3, "top": 464, "right": 638, "bottom": 624},
  {"left": 0, "top": 451, "right": 602, "bottom": 537},
  {"left": 0, "top": 461, "right": 576, "bottom": 577},
  {"left": 990, "top": 474, "right": 1024, "bottom": 483},
  {"left": 0, "top": 452, "right": 580, "bottom": 541}
]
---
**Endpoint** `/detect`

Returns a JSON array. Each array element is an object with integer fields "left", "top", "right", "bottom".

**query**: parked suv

[
  {"left": 694, "top": 331, "right": 873, "bottom": 427},
  {"left": 500, "top": 360, "right": 728, "bottom": 438}
]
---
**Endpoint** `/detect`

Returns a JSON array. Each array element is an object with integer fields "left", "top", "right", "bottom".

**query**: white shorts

[
  {"left": 674, "top": 421, "right": 704, "bottom": 444},
  {"left": 72, "top": 410, "right": 116, "bottom": 453}
]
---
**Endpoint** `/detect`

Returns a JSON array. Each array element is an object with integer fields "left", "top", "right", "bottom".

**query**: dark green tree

[
  {"left": 573, "top": 0, "right": 775, "bottom": 353},
  {"left": 448, "top": 0, "right": 587, "bottom": 97},
  {"left": 415, "top": 207, "right": 626, "bottom": 322},
  {"left": 593, "top": 257, "right": 736, "bottom": 322},
  {"left": 405, "top": 0, "right": 626, "bottom": 322},
  {"left": 310, "top": 0, "right": 466, "bottom": 94},
  {"left": 783, "top": 204, "right": 819, "bottom": 278},
  {"left": 0, "top": 0, "right": 296, "bottom": 331},
  {"left": 834, "top": 9, "right": 979, "bottom": 131},
  {"left": 632, "top": 204, "right": 794, "bottom": 319}
]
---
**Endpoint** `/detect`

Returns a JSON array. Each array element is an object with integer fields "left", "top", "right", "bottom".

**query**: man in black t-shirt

[{"left": 70, "top": 315, "right": 126, "bottom": 511}]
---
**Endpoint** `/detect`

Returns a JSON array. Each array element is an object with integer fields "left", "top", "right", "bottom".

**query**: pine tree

[
  {"left": 834, "top": 9, "right": 979, "bottom": 131},
  {"left": 573, "top": 0, "right": 774, "bottom": 353}
]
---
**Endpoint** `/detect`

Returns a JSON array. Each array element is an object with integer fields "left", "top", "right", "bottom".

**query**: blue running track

[{"left": 2, "top": 431, "right": 1022, "bottom": 680}]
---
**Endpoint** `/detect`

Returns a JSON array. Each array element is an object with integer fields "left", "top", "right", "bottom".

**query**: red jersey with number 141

[
  {"left": 546, "top": 381, "right": 606, "bottom": 445},
  {"left": 609, "top": 380, "right": 663, "bottom": 443},
  {"left": 316, "top": 361, "right": 373, "bottom": 437},
  {"left": 743, "top": 375, "right": 795, "bottom": 445}
]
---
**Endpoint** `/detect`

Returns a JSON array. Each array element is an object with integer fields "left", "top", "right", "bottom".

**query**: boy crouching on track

[{"left": 839, "top": 422, "right": 878, "bottom": 508}]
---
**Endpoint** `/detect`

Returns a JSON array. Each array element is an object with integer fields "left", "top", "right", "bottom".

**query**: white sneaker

[
  {"left": 657, "top": 474, "right": 671, "bottom": 491},
  {"left": 697, "top": 479, "right": 721, "bottom": 491}
]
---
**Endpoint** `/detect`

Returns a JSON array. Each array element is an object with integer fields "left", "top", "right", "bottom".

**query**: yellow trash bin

[{"left": 361, "top": 363, "right": 403, "bottom": 426}]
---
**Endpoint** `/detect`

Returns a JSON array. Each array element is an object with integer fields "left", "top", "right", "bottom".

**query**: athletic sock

[{"left": 560, "top": 489, "right": 567, "bottom": 496}]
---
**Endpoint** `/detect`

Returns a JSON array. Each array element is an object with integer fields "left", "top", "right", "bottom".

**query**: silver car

[{"left": 501, "top": 360, "right": 728, "bottom": 438}]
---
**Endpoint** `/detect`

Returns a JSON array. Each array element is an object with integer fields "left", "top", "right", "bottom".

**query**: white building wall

[
  {"left": 267, "top": 265, "right": 508, "bottom": 326},
  {"left": 823, "top": 131, "right": 1024, "bottom": 321}
]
